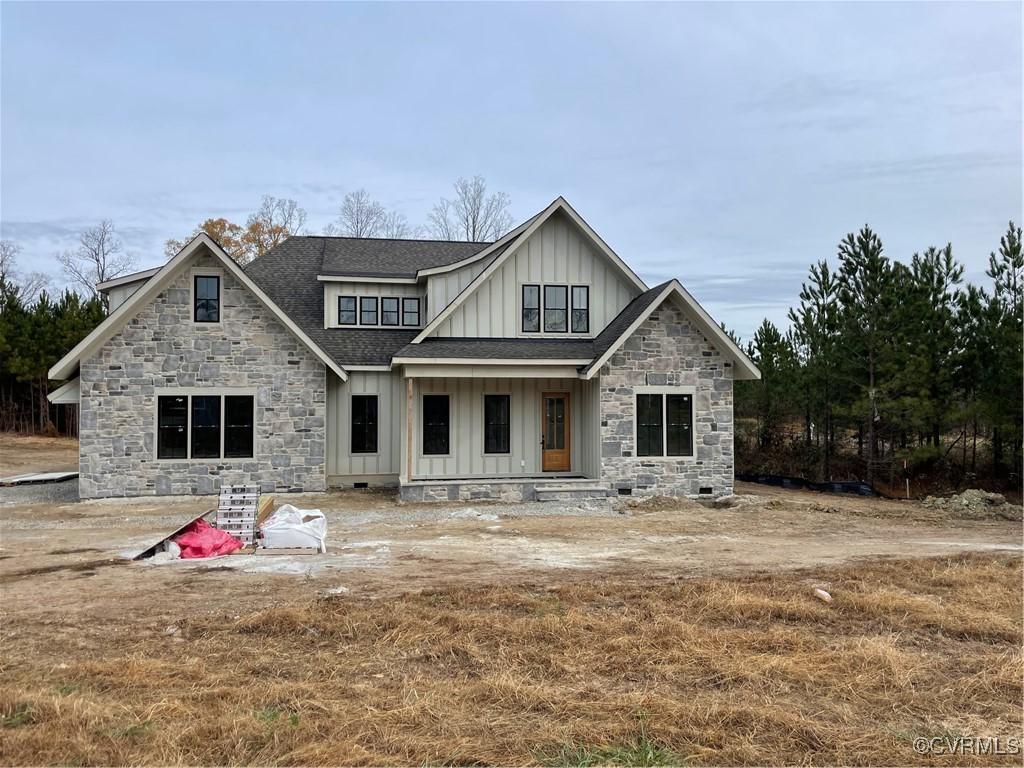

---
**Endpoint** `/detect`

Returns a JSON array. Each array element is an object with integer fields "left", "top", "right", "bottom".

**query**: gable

[
  {"left": 49, "top": 235, "right": 348, "bottom": 381},
  {"left": 427, "top": 210, "right": 644, "bottom": 338}
]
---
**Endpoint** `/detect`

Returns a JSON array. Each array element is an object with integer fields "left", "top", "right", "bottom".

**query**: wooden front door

[{"left": 541, "top": 392, "right": 570, "bottom": 471}]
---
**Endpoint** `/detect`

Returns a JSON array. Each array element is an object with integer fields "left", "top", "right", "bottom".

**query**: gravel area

[{"left": 0, "top": 479, "right": 79, "bottom": 507}]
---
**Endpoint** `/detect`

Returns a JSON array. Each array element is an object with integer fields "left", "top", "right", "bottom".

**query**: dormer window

[
  {"left": 402, "top": 297, "right": 421, "bottom": 327},
  {"left": 359, "top": 297, "right": 378, "bottom": 325},
  {"left": 543, "top": 285, "right": 568, "bottom": 333},
  {"left": 381, "top": 297, "right": 400, "bottom": 326},
  {"left": 193, "top": 275, "right": 220, "bottom": 323},
  {"left": 338, "top": 296, "right": 357, "bottom": 325}
]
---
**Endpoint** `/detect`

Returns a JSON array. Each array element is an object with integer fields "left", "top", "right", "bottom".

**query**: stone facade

[
  {"left": 78, "top": 251, "right": 327, "bottom": 498},
  {"left": 598, "top": 298, "right": 734, "bottom": 497}
]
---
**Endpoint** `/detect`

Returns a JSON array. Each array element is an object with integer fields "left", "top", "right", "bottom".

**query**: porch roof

[{"left": 392, "top": 337, "right": 596, "bottom": 363}]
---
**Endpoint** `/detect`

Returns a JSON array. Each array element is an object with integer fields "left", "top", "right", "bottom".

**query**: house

[{"left": 49, "top": 197, "right": 760, "bottom": 501}]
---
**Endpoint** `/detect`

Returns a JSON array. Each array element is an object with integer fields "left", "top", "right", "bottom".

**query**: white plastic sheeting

[{"left": 260, "top": 504, "right": 328, "bottom": 553}]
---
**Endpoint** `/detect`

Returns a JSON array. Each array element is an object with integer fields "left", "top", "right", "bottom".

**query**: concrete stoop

[
  {"left": 533, "top": 482, "right": 613, "bottom": 502},
  {"left": 399, "top": 477, "right": 612, "bottom": 503}
]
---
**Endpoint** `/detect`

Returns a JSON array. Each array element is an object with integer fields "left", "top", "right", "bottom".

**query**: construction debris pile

[{"left": 922, "top": 489, "right": 1023, "bottom": 521}]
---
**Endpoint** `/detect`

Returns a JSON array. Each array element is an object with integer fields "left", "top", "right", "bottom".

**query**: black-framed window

[
  {"left": 194, "top": 275, "right": 220, "bottom": 323},
  {"left": 381, "top": 297, "right": 400, "bottom": 326},
  {"left": 402, "top": 297, "right": 421, "bottom": 326},
  {"left": 338, "top": 296, "right": 357, "bottom": 325},
  {"left": 359, "top": 297, "right": 378, "bottom": 325},
  {"left": 571, "top": 286, "right": 590, "bottom": 333},
  {"left": 484, "top": 394, "right": 511, "bottom": 454},
  {"left": 666, "top": 394, "right": 693, "bottom": 457},
  {"left": 543, "top": 285, "right": 568, "bottom": 332},
  {"left": 157, "top": 393, "right": 254, "bottom": 460},
  {"left": 636, "top": 392, "right": 693, "bottom": 457},
  {"left": 422, "top": 394, "right": 450, "bottom": 455},
  {"left": 157, "top": 395, "right": 188, "bottom": 459},
  {"left": 224, "top": 396, "right": 255, "bottom": 458},
  {"left": 351, "top": 395, "right": 378, "bottom": 454},
  {"left": 191, "top": 395, "right": 221, "bottom": 458},
  {"left": 522, "top": 284, "right": 540, "bottom": 333}
]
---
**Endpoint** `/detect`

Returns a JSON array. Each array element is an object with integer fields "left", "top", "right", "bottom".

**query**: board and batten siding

[
  {"left": 326, "top": 370, "right": 404, "bottom": 482},
  {"left": 431, "top": 212, "right": 641, "bottom": 338},
  {"left": 323, "top": 282, "right": 424, "bottom": 328},
  {"left": 425, "top": 259, "right": 490, "bottom": 324},
  {"left": 412, "top": 377, "right": 601, "bottom": 480}
]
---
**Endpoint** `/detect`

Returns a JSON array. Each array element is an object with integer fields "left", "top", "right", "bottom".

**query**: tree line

[
  {"left": 735, "top": 221, "right": 1023, "bottom": 495},
  {"left": 0, "top": 176, "right": 514, "bottom": 435}
]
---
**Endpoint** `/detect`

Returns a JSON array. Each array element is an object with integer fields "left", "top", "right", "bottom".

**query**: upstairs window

[
  {"left": 484, "top": 394, "right": 511, "bottom": 454},
  {"left": 359, "top": 297, "right": 378, "bottom": 325},
  {"left": 194, "top": 275, "right": 220, "bottom": 323},
  {"left": 402, "top": 297, "right": 421, "bottom": 327},
  {"left": 381, "top": 297, "right": 400, "bottom": 326},
  {"left": 543, "top": 285, "right": 568, "bottom": 332},
  {"left": 351, "top": 395, "right": 379, "bottom": 454},
  {"left": 338, "top": 296, "right": 357, "bottom": 325},
  {"left": 636, "top": 392, "right": 694, "bottom": 458},
  {"left": 422, "top": 394, "right": 450, "bottom": 455},
  {"left": 522, "top": 285, "right": 540, "bottom": 333},
  {"left": 571, "top": 286, "right": 590, "bottom": 333}
]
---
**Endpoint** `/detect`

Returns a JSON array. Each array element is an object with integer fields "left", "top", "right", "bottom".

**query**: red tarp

[{"left": 173, "top": 518, "right": 243, "bottom": 559}]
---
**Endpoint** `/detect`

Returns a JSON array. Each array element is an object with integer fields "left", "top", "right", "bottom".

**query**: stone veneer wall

[
  {"left": 599, "top": 298, "right": 734, "bottom": 497},
  {"left": 78, "top": 251, "right": 327, "bottom": 498}
]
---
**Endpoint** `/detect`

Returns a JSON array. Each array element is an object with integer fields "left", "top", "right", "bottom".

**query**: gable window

[
  {"left": 194, "top": 275, "right": 220, "bottom": 323},
  {"left": 359, "top": 297, "right": 378, "bottom": 325},
  {"left": 402, "top": 297, "right": 421, "bottom": 327},
  {"left": 422, "top": 394, "right": 450, "bottom": 455},
  {"left": 522, "top": 285, "right": 540, "bottom": 333},
  {"left": 351, "top": 395, "right": 378, "bottom": 454},
  {"left": 157, "top": 393, "right": 254, "bottom": 460},
  {"left": 543, "top": 285, "right": 568, "bottom": 332},
  {"left": 571, "top": 286, "right": 590, "bottom": 333},
  {"left": 381, "top": 297, "right": 400, "bottom": 326},
  {"left": 338, "top": 296, "right": 357, "bottom": 325},
  {"left": 636, "top": 391, "right": 693, "bottom": 458},
  {"left": 483, "top": 394, "right": 511, "bottom": 454}
]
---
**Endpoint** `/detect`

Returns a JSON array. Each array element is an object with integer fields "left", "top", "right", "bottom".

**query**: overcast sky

[{"left": 1, "top": 1, "right": 1020, "bottom": 339}]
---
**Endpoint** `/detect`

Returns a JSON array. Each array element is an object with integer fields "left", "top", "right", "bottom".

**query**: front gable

[{"left": 420, "top": 203, "right": 646, "bottom": 340}]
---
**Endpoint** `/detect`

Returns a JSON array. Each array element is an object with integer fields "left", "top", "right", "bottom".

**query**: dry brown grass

[{"left": 2, "top": 554, "right": 1021, "bottom": 766}]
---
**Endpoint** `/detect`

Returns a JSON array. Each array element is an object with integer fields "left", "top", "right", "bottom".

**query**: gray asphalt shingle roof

[
  {"left": 393, "top": 338, "right": 596, "bottom": 360},
  {"left": 317, "top": 237, "right": 490, "bottom": 278}
]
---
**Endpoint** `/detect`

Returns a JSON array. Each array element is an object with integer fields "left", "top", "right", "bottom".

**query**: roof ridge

[{"left": 290, "top": 234, "right": 493, "bottom": 246}]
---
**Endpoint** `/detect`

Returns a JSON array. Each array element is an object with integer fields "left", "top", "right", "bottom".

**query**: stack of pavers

[{"left": 215, "top": 485, "right": 260, "bottom": 546}]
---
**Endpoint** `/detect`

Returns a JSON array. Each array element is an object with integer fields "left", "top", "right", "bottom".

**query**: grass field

[{"left": 1, "top": 553, "right": 1020, "bottom": 766}]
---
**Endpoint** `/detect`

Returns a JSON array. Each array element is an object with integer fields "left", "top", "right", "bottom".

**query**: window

[
  {"left": 571, "top": 286, "right": 589, "bottom": 333},
  {"left": 359, "top": 297, "right": 378, "bottom": 325},
  {"left": 156, "top": 393, "right": 254, "bottom": 460},
  {"left": 522, "top": 285, "right": 540, "bottom": 332},
  {"left": 665, "top": 394, "right": 693, "bottom": 457},
  {"left": 484, "top": 394, "right": 511, "bottom": 454},
  {"left": 157, "top": 396, "right": 188, "bottom": 459},
  {"left": 636, "top": 392, "right": 694, "bottom": 457},
  {"left": 338, "top": 296, "right": 357, "bottom": 325},
  {"left": 422, "top": 394, "right": 450, "bottom": 455},
  {"left": 381, "top": 297, "right": 400, "bottom": 326},
  {"left": 543, "top": 285, "right": 568, "bottom": 332},
  {"left": 402, "top": 297, "right": 421, "bottom": 326},
  {"left": 194, "top": 275, "right": 220, "bottom": 323},
  {"left": 636, "top": 394, "right": 663, "bottom": 457},
  {"left": 351, "top": 395, "right": 378, "bottom": 453},
  {"left": 190, "top": 395, "right": 221, "bottom": 458}
]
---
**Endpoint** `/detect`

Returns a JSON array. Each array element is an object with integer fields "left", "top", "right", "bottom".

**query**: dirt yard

[
  {"left": 0, "top": 434, "right": 78, "bottom": 477},
  {"left": 1, "top": 435, "right": 1022, "bottom": 765}
]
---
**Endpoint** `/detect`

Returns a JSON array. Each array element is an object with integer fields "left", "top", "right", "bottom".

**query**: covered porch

[{"left": 396, "top": 365, "right": 604, "bottom": 502}]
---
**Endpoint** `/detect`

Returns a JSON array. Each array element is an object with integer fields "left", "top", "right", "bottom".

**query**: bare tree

[
  {"left": 327, "top": 190, "right": 387, "bottom": 237},
  {"left": 380, "top": 210, "right": 414, "bottom": 239},
  {"left": 56, "top": 221, "right": 136, "bottom": 296},
  {"left": 242, "top": 196, "right": 307, "bottom": 263},
  {"left": 0, "top": 240, "right": 16, "bottom": 283},
  {"left": 428, "top": 176, "right": 513, "bottom": 242},
  {"left": 0, "top": 240, "right": 49, "bottom": 304}
]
